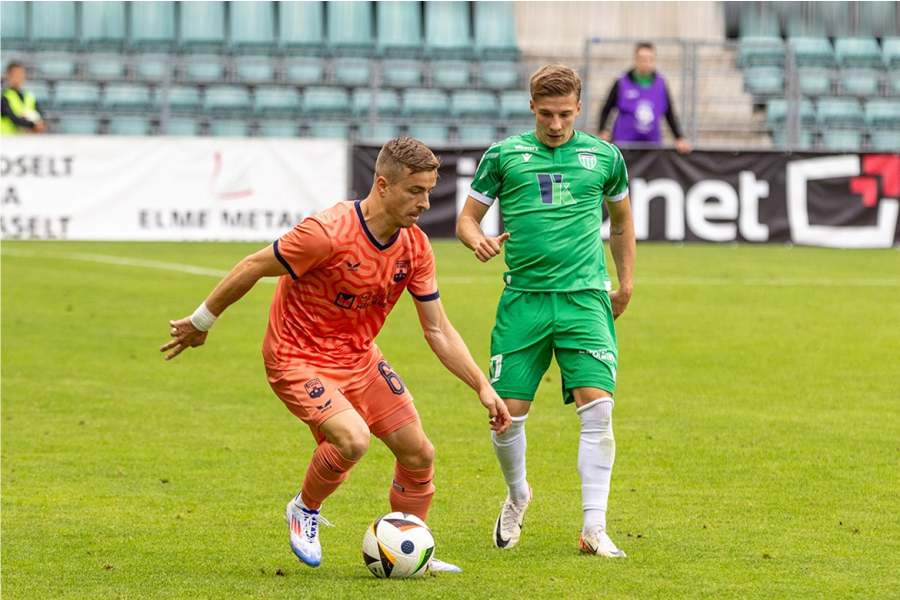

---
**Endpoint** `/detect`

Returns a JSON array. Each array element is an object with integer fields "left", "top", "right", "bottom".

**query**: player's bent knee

[{"left": 398, "top": 438, "right": 434, "bottom": 470}]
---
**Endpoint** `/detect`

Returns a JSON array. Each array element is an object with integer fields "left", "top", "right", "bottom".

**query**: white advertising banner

[{"left": 0, "top": 136, "right": 349, "bottom": 241}]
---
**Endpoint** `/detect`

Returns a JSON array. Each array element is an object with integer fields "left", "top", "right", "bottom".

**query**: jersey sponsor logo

[
  {"left": 515, "top": 145, "right": 540, "bottom": 151},
  {"left": 575, "top": 147, "right": 600, "bottom": 152},
  {"left": 579, "top": 350, "right": 617, "bottom": 382},
  {"left": 334, "top": 291, "right": 356, "bottom": 309},
  {"left": 305, "top": 378, "right": 326, "bottom": 399},
  {"left": 393, "top": 260, "right": 409, "bottom": 282},
  {"left": 522, "top": 153, "right": 532, "bottom": 162},
  {"left": 346, "top": 260, "right": 361, "bottom": 272},
  {"left": 536, "top": 173, "right": 576, "bottom": 205},
  {"left": 579, "top": 153, "right": 598, "bottom": 170},
  {"left": 489, "top": 354, "right": 503, "bottom": 383}
]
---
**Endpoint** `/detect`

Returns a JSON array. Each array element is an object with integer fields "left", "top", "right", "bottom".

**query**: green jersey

[{"left": 469, "top": 130, "right": 629, "bottom": 292}]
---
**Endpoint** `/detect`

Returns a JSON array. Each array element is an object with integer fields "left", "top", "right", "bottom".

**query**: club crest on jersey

[
  {"left": 579, "top": 153, "right": 597, "bottom": 170},
  {"left": 334, "top": 291, "right": 356, "bottom": 309},
  {"left": 304, "top": 379, "right": 325, "bottom": 399},
  {"left": 393, "top": 261, "right": 409, "bottom": 282}
]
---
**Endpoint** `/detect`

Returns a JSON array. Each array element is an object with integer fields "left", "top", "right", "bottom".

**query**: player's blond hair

[
  {"left": 530, "top": 65, "right": 582, "bottom": 101},
  {"left": 375, "top": 137, "right": 441, "bottom": 183}
]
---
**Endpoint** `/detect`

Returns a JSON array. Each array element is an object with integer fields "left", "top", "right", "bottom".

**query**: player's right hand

[
  {"left": 160, "top": 316, "right": 209, "bottom": 360},
  {"left": 473, "top": 232, "right": 510, "bottom": 263}
]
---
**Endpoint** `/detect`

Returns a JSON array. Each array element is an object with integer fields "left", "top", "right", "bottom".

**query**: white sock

[
  {"left": 491, "top": 414, "right": 530, "bottom": 501},
  {"left": 577, "top": 399, "right": 615, "bottom": 533}
]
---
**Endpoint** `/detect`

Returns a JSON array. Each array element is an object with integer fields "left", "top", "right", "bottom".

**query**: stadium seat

[
  {"left": 182, "top": 55, "right": 225, "bottom": 83},
  {"left": 258, "top": 120, "right": 300, "bottom": 138},
  {"left": 424, "top": 1, "right": 472, "bottom": 58},
  {"left": 789, "top": 37, "right": 835, "bottom": 68},
  {"left": 285, "top": 61, "right": 326, "bottom": 86},
  {"left": 891, "top": 76, "right": 900, "bottom": 97},
  {"left": 34, "top": 55, "right": 77, "bottom": 79},
  {"left": 351, "top": 89, "right": 401, "bottom": 117},
  {"left": 431, "top": 61, "right": 472, "bottom": 88},
  {"left": 744, "top": 66, "right": 784, "bottom": 95},
  {"left": 0, "top": 1, "right": 28, "bottom": 47},
  {"left": 766, "top": 98, "right": 816, "bottom": 126},
  {"left": 869, "top": 131, "right": 900, "bottom": 151},
  {"left": 52, "top": 82, "right": 101, "bottom": 110},
  {"left": 179, "top": 1, "right": 226, "bottom": 52},
  {"left": 103, "top": 83, "right": 154, "bottom": 111},
  {"left": 230, "top": 1, "right": 276, "bottom": 52},
  {"left": 203, "top": 86, "right": 252, "bottom": 115},
  {"left": 479, "top": 62, "right": 521, "bottom": 90},
  {"left": 402, "top": 89, "right": 450, "bottom": 118},
  {"left": 135, "top": 56, "right": 174, "bottom": 82},
  {"left": 31, "top": 1, "right": 76, "bottom": 48},
  {"left": 376, "top": 1, "right": 423, "bottom": 57},
  {"left": 57, "top": 114, "right": 101, "bottom": 135},
  {"left": 164, "top": 86, "right": 203, "bottom": 112},
  {"left": 407, "top": 122, "right": 451, "bottom": 144},
  {"left": 784, "top": 3, "right": 830, "bottom": 38},
  {"left": 771, "top": 128, "right": 814, "bottom": 149},
  {"left": 865, "top": 99, "right": 900, "bottom": 127},
  {"left": 25, "top": 81, "right": 52, "bottom": 107},
  {"left": 164, "top": 116, "right": 201, "bottom": 136},
  {"left": 333, "top": 59, "right": 373, "bottom": 87},
  {"left": 859, "top": 2, "right": 898, "bottom": 39},
  {"left": 302, "top": 87, "right": 351, "bottom": 117},
  {"left": 308, "top": 120, "right": 351, "bottom": 139},
  {"left": 253, "top": 86, "right": 302, "bottom": 116},
  {"left": 326, "top": 1, "right": 374, "bottom": 56},
  {"left": 357, "top": 122, "right": 401, "bottom": 142},
  {"left": 473, "top": 1, "right": 519, "bottom": 60},
  {"left": 883, "top": 38, "right": 900, "bottom": 69},
  {"left": 820, "top": 129, "right": 862, "bottom": 151},
  {"left": 499, "top": 91, "right": 533, "bottom": 120},
  {"left": 503, "top": 122, "right": 535, "bottom": 138},
  {"left": 210, "top": 120, "right": 249, "bottom": 137},
  {"left": 279, "top": 1, "right": 325, "bottom": 52},
  {"left": 86, "top": 54, "right": 126, "bottom": 80},
  {"left": 737, "top": 36, "right": 786, "bottom": 68},
  {"left": 797, "top": 68, "right": 832, "bottom": 97},
  {"left": 737, "top": 3, "right": 780, "bottom": 37},
  {"left": 816, "top": 98, "right": 863, "bottom": 126},
  {"left": 381, "top": 60, "right": 424, "bottom": 87},
  {"left": 834, "top": 37, "right": 883, "bottom": 69},
  {"left": 81, "top": 1, "right": 126, "bottom": 49},
  {"left": 234, "top": 59, "right": 276, "bottom": 83},
  {"left": 109, "top": 116, "right": 152, "bottom": 136},
  {"left": 457, "top": 124, "right": 499, "bottom": 145},
  {"left": 130, "top": 1, "right": 176, "bottom": 50},
  {"left": 840, "top": 70, "right": 880, "bottom": 97},
  {"left": 451, "top": 90, "right": 500, "bottom": 119}
]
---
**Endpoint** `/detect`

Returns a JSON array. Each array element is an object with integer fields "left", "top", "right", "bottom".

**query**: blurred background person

[{"left": 1, "top": 62, "right": 47, "bottom": 136}]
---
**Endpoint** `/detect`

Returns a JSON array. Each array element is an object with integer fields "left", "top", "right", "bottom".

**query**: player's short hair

[
  {"left": 375, "top": 137, "right": 441, "bottom": 183},
  {"left": 6, "top": 62, "right": 25, "bottom": 74},
  {"left": 530, "top": 65, "right": 582, "bottom": 102},
  {"left": 635, "top": 42, "right": 655, "bottom": 53}
]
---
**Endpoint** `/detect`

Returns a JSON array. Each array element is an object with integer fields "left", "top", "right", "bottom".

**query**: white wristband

[{"left": 190, "top": 302, "right": 218, "bottom": 332}]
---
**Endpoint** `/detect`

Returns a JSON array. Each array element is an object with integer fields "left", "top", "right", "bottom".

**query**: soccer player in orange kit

[{"left": 161, "top": 137, "right": 510, "bottom": 572}]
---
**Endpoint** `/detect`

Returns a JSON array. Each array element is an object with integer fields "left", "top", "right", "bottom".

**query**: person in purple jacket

[{"left": 598, "top": 43, "right": 692, "bottom": 154}]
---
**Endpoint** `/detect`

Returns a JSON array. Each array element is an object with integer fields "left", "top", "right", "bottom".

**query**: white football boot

[
  {"left": 429, "top": 558, "right": 463, "bottom": 573},
  {"left": 285, "top": 492, "right": 332, "bottom": 567},
  {"left": 492, "top": 485, "right": 532, "bottom": 549},
  {"left": 579, "top": 526, "right": 626, "bottom": 558}
]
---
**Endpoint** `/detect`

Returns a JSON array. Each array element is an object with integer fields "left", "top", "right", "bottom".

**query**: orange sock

[
  {"left": 300, "top": 441, "right": 358, "bottom": 510},
  {"left": 389, "top": 462, "right": 435, "bottom": 522}
]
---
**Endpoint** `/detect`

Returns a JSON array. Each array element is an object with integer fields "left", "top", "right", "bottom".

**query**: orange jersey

[{"left": 262, "top": 200, "right": 439, "bottom": 369}]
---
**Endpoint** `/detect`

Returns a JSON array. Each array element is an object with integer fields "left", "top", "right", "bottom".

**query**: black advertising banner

[{"left": 351, "top": 145, "right": 900, "bottom": 248}]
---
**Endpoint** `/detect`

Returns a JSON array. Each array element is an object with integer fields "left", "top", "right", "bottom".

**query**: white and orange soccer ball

[{"left": 362, "top": 512, "right": 435, "bottom": 579}]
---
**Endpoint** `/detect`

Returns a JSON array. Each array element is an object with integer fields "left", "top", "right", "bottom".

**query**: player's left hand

[
  {"left": 609, "top": 287, "right": 632, "bottom": 320},
  {"left": 160, "top": 316, "right": 209, "bottom": 360},
  {"left": 479, "top": 388, "right": 511, "bottom": 434}
]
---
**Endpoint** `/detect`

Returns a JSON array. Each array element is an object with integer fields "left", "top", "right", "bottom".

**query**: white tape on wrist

[{"left": 190, "top": 302, "right": 218, "bottom": 331}]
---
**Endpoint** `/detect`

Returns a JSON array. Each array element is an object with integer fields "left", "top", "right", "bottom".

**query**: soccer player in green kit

[{"left": 457, "top": 65, "right": 635, "bottom": 557}]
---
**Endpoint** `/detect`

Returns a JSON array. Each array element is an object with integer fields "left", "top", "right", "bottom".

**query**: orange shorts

[{"left": 266, "top": 349, "right": 418, "bottom": 443}]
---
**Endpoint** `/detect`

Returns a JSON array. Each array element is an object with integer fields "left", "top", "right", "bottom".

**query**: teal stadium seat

[
  {"left": 772, "top": 129, "right": 814, "bottom": 150},
  {"left": 86, "top": 54, "right": 126, "bottom": 80},
  {"left": 164, "top": 86, "right": 203, "bottom": 112},
  {"left": 203, "top": 86, "right": 252, "bottom": 115},
  {"left": 381, "top": 60, "right": 423, "bottom": 87},
  {"left": 81, "top": 1, "right": 126, "bottom": 49},
  {"left": 351, "top": 89, "right": 401, "bottom": 118},
  {"left": 766, "top": 98, "right": 816, "bottom": 126},
  {"left": 130, "top": 1, "right": 176, "bottom": 50},
  {"left": 402, "top": 89, "right": 450, "bottom": 118},
  {"left": 820, "top": 129, "right": 861, "bottom": 151},
  {"left": 103, "top": 83, "right": 154, "bottom": 112},
  {"left": 164, "top": 116, "right": 201, "bottom": 136},
  {"left": 840, "top": 70, "right": 880, "bottom": 97},
  {"left": 279, "top": 1, "right": 325, "bottom": 53},
  {"left": 499, "top": 91, "right": 533, "bottom": 120},
  {"left": 210, "top": 120, "right": 248, "bottom": 137},
  {"left": 53, "top": 82, "right": 101, "bottom": 110},
  {"left": 407, "top": 122, "right": 450, "bottom": 144},
  {"left": 891, "top": 76, "right": 900, "bottom": 97},
  {"left": 308, "top": 121, "right": 351, "bottom": 139},
  {"left": 737, "top": 3, "right": 780, "bottom": 37},
  {"left": 737, "top": 37, "right": 785, "bottom": 68},
  {"left": 784, "top": 3, "right": 830, "bottom": 38},
  {"left": 424, "top": 1, "right": 472, "bottom": 59},
  {"left": 834, "top": 38, "right": 883, "bottom": 69},
  {"left": 333, "top": 59, "right": 373, "bottom": 87},
  {"left": 376, "top": 1, "right": 423, "bottom": 57},
  {"left": 326, "top": 1, "right": 374, "bottom": 56},
  {"left": 797, "top": 68, "right": 832, "bottom": 97},
  {"left": 431, "top": 61, "right": 471, "bottom": 88},
  {"left": 58, "top": 115, "right": 100, "bottom": 135},
  {"left": 179, "top": 2, "right": 226, "bottom": 52},
  {"left": 258, "top": 121, "right": 300, "bottom": 138},
  {"left": 235, "top": 59, "right": 276, "bottom": 83},
  {"left": 35, "top": 54, "right": 77, "bottom": 79},
  {"left": 135, "top": 57, "right": 174, "bottom": 82},
  {"left": 473, "top": 1, "right": 519, "bottom": 60},
  {"left": 357, "top": 122, "right": 400, "bottom": 142},
  {"left": 865, "top": 99, "right": 900, "bottom": 128},
  {"left": 182, "top": 55, "right": 225, "bottom": 83},
  {"left": 503, "top": 123, "right": 534, "bottom": 138},
  {"left": 883, "top": 38, "right": 900, "bottom": 69},
  {"left": 451, "top": 90, "right": 500, "bottom": 120},
  {"left": 789, "top": 37, "right": 835, "bottom": 68},
  {"left": 285, "top": 62, "right": 326, "bottom": 86},
  {"left": 302, "top": 87, "right": 351, "bottom": 117},
  {"left": 744, "top": 66, "right": 784, "bottom": 95},
  {"left": 480, "top": 62, "right": 521, "bottom": 90},
  {"left": 230, "top": 1, "right": 276, "bottom": 52},
  {"left": 253, "top": 87, "right": 302, "bottom": 116},
  {"left": 109, "top": 116, "right": 152, "bottom": 136},
  {"left": 32, "top": 1, "right": 76, "bottom": 48},
  {"left": 869, "top": 131, "right": 900, "bottom": 152},
  {"left": 25, "top": 81, "right": 52, "bottom": 107},
  {"left": 457, "top": 124, "right": 499, "bottom": 145},
  {"left": 816, "top": 98, "right": 863, "bottom": 126},
  {"left": 0, "top": 1, "right": 28, "bottom": 48}
]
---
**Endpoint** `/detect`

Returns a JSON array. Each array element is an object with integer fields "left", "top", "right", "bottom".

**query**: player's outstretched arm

[
  {"left": 456, "top": 196, "right": 510, "bottom": 263},
  {"left": 413, "top": 297, "right": 511, "bottom": 434},
  {"left": 160, "top": 245, "right": 288, "bottom": 360},
  {"left": 606, "top": 195, "right": 636, "bottom": 319}
]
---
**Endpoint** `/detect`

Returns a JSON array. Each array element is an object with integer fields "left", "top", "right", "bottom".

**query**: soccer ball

[{"left": 362, "top": 512, "right": 435, "bottom": 579}]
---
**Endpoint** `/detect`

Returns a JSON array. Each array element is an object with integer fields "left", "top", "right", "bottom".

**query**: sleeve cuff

[
  {"left": 409, "top": 290, "right": 440, "bottom": 302},
  {"left": 604, "top": 188, "right": 629, "bottom": 202},
  {"left": 273, "top": 239, "right": 298, "bottom": 280},
  {"left": 467, "top": 188, "right": 496, "bottom": 206}
]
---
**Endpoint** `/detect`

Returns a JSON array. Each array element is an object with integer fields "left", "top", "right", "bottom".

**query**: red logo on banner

[{"left": 849, "top": 155, "right": 900, "bottom": 207}]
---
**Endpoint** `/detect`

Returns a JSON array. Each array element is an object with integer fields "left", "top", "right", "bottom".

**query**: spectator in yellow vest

[{"left": 1, "top": 63, "right": 47, "bottom": 135}]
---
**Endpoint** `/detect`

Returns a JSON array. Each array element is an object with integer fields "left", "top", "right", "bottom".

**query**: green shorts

[{"left": 489, "top": 289, "right": 617, "bottom": 404}]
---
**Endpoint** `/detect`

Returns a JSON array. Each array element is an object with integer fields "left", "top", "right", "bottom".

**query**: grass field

[{"left": 2, "top": 240, "right": 899, "bottom": 600}]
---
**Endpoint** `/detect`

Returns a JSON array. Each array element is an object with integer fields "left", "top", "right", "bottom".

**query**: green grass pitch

[{"left": 2, "top": 240, "right": 899, "bottom": 600}]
